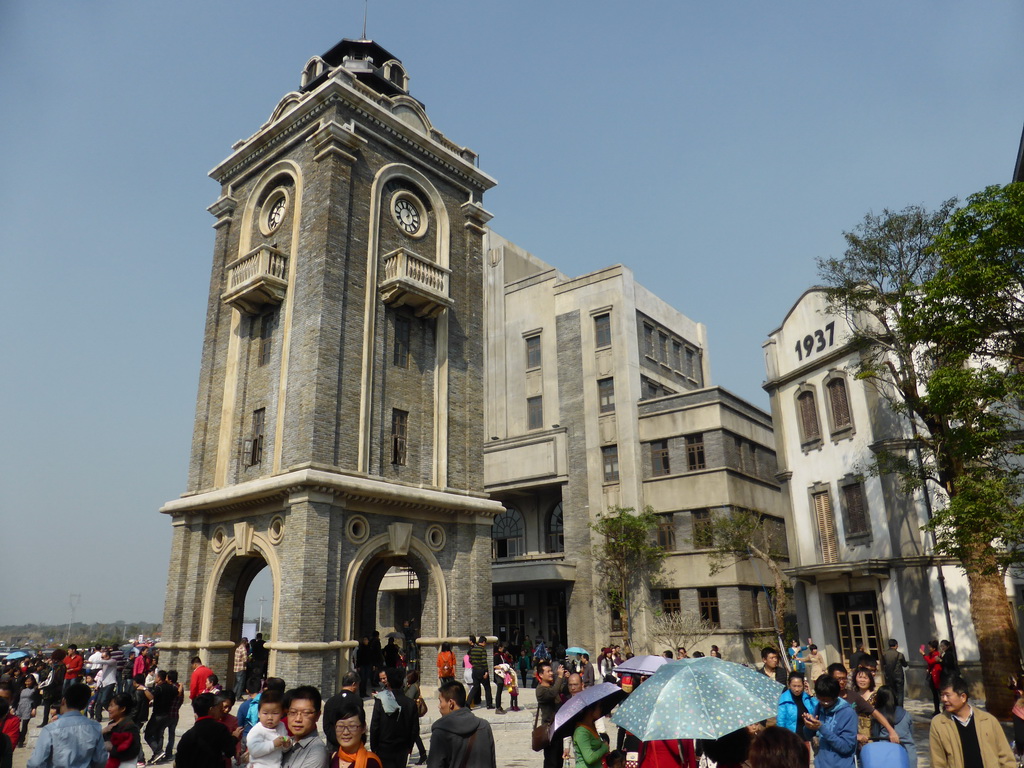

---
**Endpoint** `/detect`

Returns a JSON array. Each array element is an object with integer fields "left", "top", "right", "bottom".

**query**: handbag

[
  {"left": 415, "top": 695, "right": 427, "bottom": 718},
  {"left": 531, "top": 704, "right": 550, "bottom": 752}
]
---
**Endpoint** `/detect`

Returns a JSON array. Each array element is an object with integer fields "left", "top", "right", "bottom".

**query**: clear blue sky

[{"left": 2, "top": 0, "right": 1020, "bottom": 625}]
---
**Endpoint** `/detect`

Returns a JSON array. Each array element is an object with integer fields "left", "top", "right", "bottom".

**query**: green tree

[
  {"left": 818, "top": 191, "right": 1024, "bottom": 715},
  {"left": 591, "top": 506, "right": 665, "bottom": 649},
  {"left": 708, "top": 507, "right": 791, "bottom": 649}
]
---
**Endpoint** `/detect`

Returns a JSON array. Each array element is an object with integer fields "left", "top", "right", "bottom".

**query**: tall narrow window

[
  {"left": 644, "top": 324, "right": 655, "bottom": 356},
  {"left": 842, "top": 481, "right": 870, "bottom": 537},
  {"left": 672, "top": 341, "right": 683, "bottom": 371},
  {"left": 797, "top": 390, "right": 821, "bottom": 443},
  {"left": 546, "top": 502, "right": 564, "bottom": 553},
  {"left": 657, "top": 515, "right": 676, "bottom": 550},
  {"left": 594, "top": 313, "right": 612, "bottom": 348},
  {"left": 813, "top": 490, "right": 838, "bottom": 563},
  {"left": 698, "top": 588, "right": 720, "bottom": 627},
  {"left": 527, "top": 396, "right": 544, "bottom": 430},
  {"left": 658, "top": 332, "right": 669, "bottom": 363},
  {"left": 393, "top": 316, "right": 411, "bottom": 367},
  {"left": 598, "top": 378, "right": 615, "bottom": 413},
  {"left": 827, "top": 377, "right": 852, "bottom": 431},
  {"left": 661, "top": 589, "right": 681, "bottom": 614},
  {"left": 525, "top": 334, "right": 542, "bottom": 369},
  {"left": 651, "top": 439, "right": 671, "bottom": 476},
  {"left": 686, "top": 434, "right": 705, "bottom": 471},
  {"left": 255, "top": 313, "right": 274, "bottom": 367},
  {"left": 750, "top": 589, "right": 762, "bottom": 627},
  {"left": 602, "top": 445, "right": 619, "bottom": 482},
  {"left": 249, "top": 408, "right": 265, "bottom": 466},
  {"left": 692, "top": 509, "right": 713, "bottom": 548},
  {"left": 685, "top": 348, "right": 696, "bottom": 378},
  {"left": 391, "top": 409, "right": 408, "bottom": 465}
]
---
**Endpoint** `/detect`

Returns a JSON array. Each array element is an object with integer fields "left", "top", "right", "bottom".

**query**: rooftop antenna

[{"left": 362, "top": 0, "right": 368, "bottom": 40}]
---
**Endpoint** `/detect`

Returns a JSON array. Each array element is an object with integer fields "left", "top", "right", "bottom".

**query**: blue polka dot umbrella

[{"left": 610, "top": 656, "right": 784, "bottom": 740}]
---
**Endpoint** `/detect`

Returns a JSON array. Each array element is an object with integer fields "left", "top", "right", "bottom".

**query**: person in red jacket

[
  {"left": 189, "top": 657, "right": 215, "bottom": 700},
  {"left": 63, "top": 645, "right": 84, "bottom": 693},
  {"left": 920, "top": 640, "right": 943, "bottom": 716}
]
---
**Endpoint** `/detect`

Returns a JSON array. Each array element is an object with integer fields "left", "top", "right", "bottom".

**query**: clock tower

[{"left": 158, "top": 39, "right": 501, "bottom": 691}]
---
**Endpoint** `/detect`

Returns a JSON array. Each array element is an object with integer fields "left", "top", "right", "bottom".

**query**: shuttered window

[
  {"left": 828, "top": 378, "right": 852, "bottom": 430},
  {"left": 843, "top": 482, "right": 869, "bottom": 536},
  {"left": 813, "top": 490, "right": 838, "bottom": 564},
  {"left": 798, "top": 390, "right": 821, "bottom": 441}
]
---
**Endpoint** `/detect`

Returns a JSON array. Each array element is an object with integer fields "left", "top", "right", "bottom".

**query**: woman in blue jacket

[{"left": 777, "top": 671, "right": 817, "bottom": 735}]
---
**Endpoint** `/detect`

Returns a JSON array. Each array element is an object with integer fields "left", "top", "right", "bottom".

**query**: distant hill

[{"left": 0, "top": 621, "right": 161, "bottom": 649}]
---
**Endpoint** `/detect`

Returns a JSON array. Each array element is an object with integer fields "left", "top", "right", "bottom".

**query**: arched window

[
  {"left": 796, "top": 388, "right": 821, "bottom": 445},
  {"left": 826, "top": 376, "right": 853, "bottom": 433},
  {"left": 546, "top": 503, "right": 564, "bottom": 553},
  {"left": 492, "top": 507, "right": 525, "bottom": 559}
]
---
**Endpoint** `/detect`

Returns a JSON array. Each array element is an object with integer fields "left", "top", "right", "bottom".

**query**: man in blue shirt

[
  {"left": 801, "top": 674, "right": 857, "bottom": 768},
  {"left": 27, "top": 682, "right": 106, "bottom": 768}
]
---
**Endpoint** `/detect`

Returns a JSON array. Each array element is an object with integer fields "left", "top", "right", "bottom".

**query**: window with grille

[
  {"left": 594, "top": 313, "right": 612, "bottom": 348},
  {"left": 651, "top": 440, "right": 671, "bottom": 476},
  {"left": 255, "top": 313, "right": 274, "bottom": 367},
  {"left": 661, "top": 589, "right": 681, "bottom": 614},
  {"left": 672, "top": 341, "right": 683, "bottom": 371},
  {"left": 657, "top": 516, "right": 676, "bottom": 550},
  {"left": 750, "top": 589, "right": 762, "bottom": 628},
  {"left": 492, "top": 507, "right": 525, "bottom": 559},
  {"left": 692, "top": 509, "right": 713, "bottom": 548},
  {"left": 248, "top": 408, "right": 265, "bottom": 466},
  {"left": 827, "top": 377, "right": 852, "bottom": 431},
  {"left": 842, "top": 481, "right": 870, "bottom": 537},
  {"left": 393, "top": 316, "right": 411, "bottom": 368},
  {"left": 698, "top": 588, "right": 720, "bottom": 627},
  {"left": 527, "top": 396, "right": 543, "bottom": 430},
  {"left": 525, "top": 334, "right": 542, "bottom": 369},
  {"left": 686, "top": 434, "right": 705, "bottom": 471},
  {"left": 686, "top": 348, "right": 696, "bottom": 379},
  {"left": 546, "top": 502, "right": 564, "bottom": 553},
  {"left": 598, "top": 378, "right": 615, "bottom": 413},
  {"left": 644, "top": 324, "right": 655, "bottom": 356},
  {"left": 602, "top": 445, "right": 619, "bottom": 482},
  {"left": 659, "top": 332, "right": 669, "bottom": 363},
  {"left": 797, "top": 390, "right": 821, "bottom": 443},
  {"left": 391, "top": 409, "right": 408, "bottom": 465},
  {"left": 813, "top": 490, "right": 838, "bottom": 563}
]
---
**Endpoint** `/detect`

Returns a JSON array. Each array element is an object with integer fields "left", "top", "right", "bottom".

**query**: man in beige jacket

[{"left": 929, "top": 675, "right": 1015, "bottom": 768}]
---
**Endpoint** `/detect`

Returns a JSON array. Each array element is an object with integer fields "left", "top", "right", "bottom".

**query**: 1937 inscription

[{"left": 794, "top": 321, "right": 835, "bottom": 361}]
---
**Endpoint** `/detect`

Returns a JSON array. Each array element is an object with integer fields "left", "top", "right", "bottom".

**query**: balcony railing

[
  {"left": 222, "top": 246, "right": 289, "bottom": 314},
  {"left": 379, "top": 247, "right": 452, "bottom": 318}
]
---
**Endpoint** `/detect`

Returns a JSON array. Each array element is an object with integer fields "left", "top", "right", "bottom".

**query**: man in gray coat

[
  {"left": 427, "top": 682, "right": 495, "bottom": 768},
  {"left": 882, "top": 639, "right": 909, "bottom": 706}
]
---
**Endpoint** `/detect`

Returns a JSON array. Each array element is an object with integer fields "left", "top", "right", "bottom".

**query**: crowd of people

[{"left": 1, "top": 632, "right": 1021, "bottom": 768}]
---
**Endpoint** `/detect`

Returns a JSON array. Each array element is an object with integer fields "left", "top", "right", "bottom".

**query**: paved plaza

[{"left": 14, "top": 683, "right": 1015, "bottom": 768}]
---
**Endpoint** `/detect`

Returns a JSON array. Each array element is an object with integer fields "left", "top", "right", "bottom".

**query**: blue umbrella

[
  {"left": 551, "top": 682, "right": 627, "bottom": 741},
  {"left": 4, "top": 651, "right": 29, "bottom": 661},
  {"left": 613, "top": 654, "right": 668, "bottom": 677},
  {"left": 565, "top": 647, "right": 589, "bottom": 656},
  {"left": 611, "top": 656, "right": 784, "bottom": 740}
]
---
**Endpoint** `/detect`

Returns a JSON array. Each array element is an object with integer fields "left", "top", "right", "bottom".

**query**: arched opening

[
  {"left": 352, "top": 552, "right": 429, "bottom": 670},
  {"left": 210, "top": 552, "right": 275, "bottom": 695}
]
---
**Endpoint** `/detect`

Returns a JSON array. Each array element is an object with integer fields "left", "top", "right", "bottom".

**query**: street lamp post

[{"left": 258, "top": 596, "right": 266, "bottom": 635}]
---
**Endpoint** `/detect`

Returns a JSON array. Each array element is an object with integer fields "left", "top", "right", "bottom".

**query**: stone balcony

[
  {"left": 379, "top": 247, "right": 452, "bottom": 318},
  {"left": 222, "top": 245, "right": 289, "bottom": 314}
]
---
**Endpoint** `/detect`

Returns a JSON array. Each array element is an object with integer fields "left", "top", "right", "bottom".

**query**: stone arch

[{"left": 199, "top": 531, "right": 283, "bottom": 675}]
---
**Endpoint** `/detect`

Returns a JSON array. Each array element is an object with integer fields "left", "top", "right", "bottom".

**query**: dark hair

[
  {"left": 701, "top": 727, "right": 751, "bottom": 763},
  {"left": 606, "top": 750, "right": 626, "bottom": 768},
  {"left": 928, "top": 639, "right": 939, "bottom": 651},
  {"left": 207, "top": 674, "right": 219, "bottom": 686},
  {"left": 692, "top": 651, "right": 705, "bottom": 658},
  {"left": 341, "top": 672, "right": 361, "bottom": 688},
  {"left": 749, "top": 725, "right": 809, "bottom": 768},
  {"left": 888, "top": 639, "right": 898, "bottom": 648},
  {"left": 383, "top": 668, "right": 403, "bottom": 691},
  {"left": 334, "top": 700, "right": 367, "bottom": 742},
  {"left": 156, "top": 670, "right": 167, "bottom": 682},
  {"left": 110, "top": 692, "right": 136, "bottom": 715},
  {"left": 808, "top": 644, "right": 817, "bottom": 651},
  {"left": 873, "top": 685, "right": 898, "bottom": 726},
  {"left": 787, "top": 671, "right": 805, "bottom": 684},
  {"left": 441, "top": 642, "right": 451, "bottom": 653},
  {"left": 942, "top": 674, "right": 970, "bottom": 698},
  {"left": 664, "top": 650, "right": 674, "bottom": 659},
  {"left": 826, "top": 663, "right": 847, "bottom": 676},
  {"left": 192, "top": 692, "right": 215, "bottom": 717},
  {"left": 0, "top": 699, "right": 8, "bottom": 722},
  {"left": 467, "top": 636, "right": 475, "bottom": 645},
  {"left": 535, "top": 662, "right": 552, "bottom": 677},
  {"left": 439, "top": 681, "right": 467, "bottom": 708},
  {"left": 815, "top": 674, "right": 841, "bottom": 699},
  {"left": 478, "top": 635, "right": 487, "bottom": 645},
  {"left": 283, "top": 685, "right": 322, "bottom": 714},
  {"left": 215, "top": 691, "right": 234, "bottom": 708},
  {"left": 853, "top": 667, "right": 875, "bottom": 692},
  {"left": 761, "top": 647, "right": 778, "bottom": 660},
  {"left": 63, "top": 682, "right": 92, "bottom": 711},
  {"left": 405, "top": 670, "right": 420, "bottom": 685},
  {"left": 265, "top": 677, "right": 286, "bottom": 694},
  {"left": 167, "top": 670, "right": 179, "bottom": 683},
  {"left": 51, "top": 649, "right": 67, "bottom": 662},
  {"left": 133, "top": 673, "right": 146, "bottom": 685},
  {"left": 191, "top": 656, "right": 202, "bottom": 665},
  {"left": 259, "top": 690, "right": 284, "bottom": 709}
]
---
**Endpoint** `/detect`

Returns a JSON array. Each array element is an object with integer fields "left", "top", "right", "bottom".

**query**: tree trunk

[{"left": 966, "top": 563, "right": 1020, "bottom": 717}]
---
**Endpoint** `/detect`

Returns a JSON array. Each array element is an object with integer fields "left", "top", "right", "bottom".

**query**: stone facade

[
  {"left": 482, "top": 232, "right": 787, "bottom": 661},
  {"left": 159, "top": 40, "right": 502, "bottom": 695}
]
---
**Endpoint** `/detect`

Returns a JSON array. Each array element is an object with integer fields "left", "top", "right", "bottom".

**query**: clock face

[
  {"left": 266, "top": 197, "right": 286, "bottom": 232},
  {"left": 394, "top": 197, "right": 421, "bottom": 234}
]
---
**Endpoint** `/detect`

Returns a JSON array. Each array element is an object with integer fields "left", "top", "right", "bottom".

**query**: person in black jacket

[
  {"left": 427, "top": 682, "right": 495, "bottom": 768},
  {"left": 174, "top": 693, "right": 236, "bottom": 768},
  {"left": 370, "top": 669, "right": 417, "bottom": 768},
  {"left": 323, "top": 672, "right": 362, "bottom": 751},
  {"left": 103, "top": 692, "right": 142, "bottom": 766}
]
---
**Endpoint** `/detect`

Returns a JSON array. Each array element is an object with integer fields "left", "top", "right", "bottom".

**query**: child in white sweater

[{"left": 246, "top": 691, "right": 291, "bottom": 767}]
